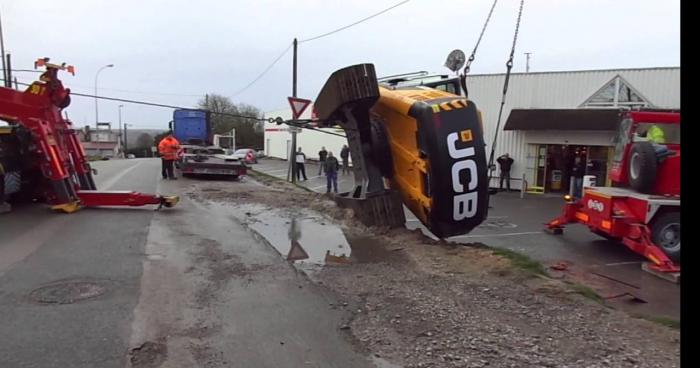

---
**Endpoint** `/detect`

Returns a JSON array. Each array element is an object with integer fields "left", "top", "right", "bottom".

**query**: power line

[
  {"left": 6, "top": 78, "right": 267, "bottom": 121},
  {"left": 3, "top": 78, "right": 348, "bottom": 138},
  {"left": 231, "top": 42, "right": 293, "bottom": 97},
  {"left": 230, "top": 1, "right": 413, "bottom": 97},
  {"left": 74, "top": 85, "right": 202, "bottom": 97},
  {"left": 299, "top": 0, "right": 412, "bottom": 43}
]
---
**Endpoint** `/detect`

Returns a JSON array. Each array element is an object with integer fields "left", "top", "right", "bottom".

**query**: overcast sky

[{"left": 2, "top": 0, "right": 680, "bottom": 129}]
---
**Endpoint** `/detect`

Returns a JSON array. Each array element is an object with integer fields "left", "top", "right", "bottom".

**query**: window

[
  {"left": 581, "top": 75, "right": 649, "bottom": 108},
  {"left": 612, "top": 118, "right": 632, "bottom": 163}
]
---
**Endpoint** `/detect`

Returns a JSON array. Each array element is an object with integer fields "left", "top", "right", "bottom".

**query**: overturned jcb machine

[
  {"left": 314, "top": 64, "right": 489, "bottom": 238},
  {"left": 0, "top": 58, "right": 178, "bottom": 212}
]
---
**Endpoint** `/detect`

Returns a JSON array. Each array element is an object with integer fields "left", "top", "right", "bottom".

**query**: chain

[
  {"left": 463, "top": 0, "right": 498, "bottom": 76},
  {"left": 488, "top": 0, "right": 525, "bottom": 176},
  {"left": 461, "top": 0, "right": 499, "bottom": 98}
]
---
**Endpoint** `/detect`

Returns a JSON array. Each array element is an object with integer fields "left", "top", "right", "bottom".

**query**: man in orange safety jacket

[{"left": 158, "top": 133, "right": 181, "bottom": 180}]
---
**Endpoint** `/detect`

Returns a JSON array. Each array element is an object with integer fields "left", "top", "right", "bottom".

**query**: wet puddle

[{"left": 233, "top": 204, "right": 395, "bottom": 272}]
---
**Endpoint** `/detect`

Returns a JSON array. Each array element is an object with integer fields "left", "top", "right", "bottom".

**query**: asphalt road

[
  {"left": 253, "top": 158, "right": 680, "bottom": 321},
  {"left": 0, "top": 158, "right": 375, "bottom": 368}
]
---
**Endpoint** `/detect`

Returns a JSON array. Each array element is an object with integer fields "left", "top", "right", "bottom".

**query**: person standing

[
  {"left": 497, "top": 153, "right": 514, "bottom": 192},
  {"left": 324, "top": 151, "right": 340, "bottom": 193},
  {"left": 0, "top": 163, "right": 10, "bottom": 214},
  {"left": 570, "top": 156, "right": 585, "bottom": 199},
  {"left": 340, "top": 145, "right": 350, "bottom": 175},
  {"left": 317, "top": 146, "right": 328, "bottom": 175},
  {"left": 295, "top": 147, "right": 308, "bottom": 181},
  {"left": 158, "top": 132, "right": 181, "bottom": 180}
]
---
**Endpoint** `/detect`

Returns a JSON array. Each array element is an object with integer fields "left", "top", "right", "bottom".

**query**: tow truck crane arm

[{"left": 0, "top": 58, "right": 178, "bottom": 212}]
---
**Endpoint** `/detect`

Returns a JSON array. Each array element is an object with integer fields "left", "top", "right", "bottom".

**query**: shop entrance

[{"left": 529, "top": 144, "right": 611, "bottom": 193}]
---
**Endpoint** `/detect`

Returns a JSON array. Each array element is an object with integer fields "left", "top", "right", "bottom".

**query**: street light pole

[
  {"left": 94, "top": 64, "right": 114, "bottom": 129},
  {"left": 124, "top": 123, "right": 131, "bottom": 156},
  {"left": 118, "top": 104, "right": 124, "bottom": 157}
]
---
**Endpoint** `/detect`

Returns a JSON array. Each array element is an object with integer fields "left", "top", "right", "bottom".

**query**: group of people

[{"left": 294, "top": 145, "right": 351, "bottom": 194}]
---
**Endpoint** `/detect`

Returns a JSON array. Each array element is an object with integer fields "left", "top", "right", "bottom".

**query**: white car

[{"left": 232, "top": 148, "right": 258, "bottom": 164}]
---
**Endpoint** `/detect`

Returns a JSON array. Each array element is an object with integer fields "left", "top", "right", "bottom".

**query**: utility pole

[
  {"left": 124, "top": 123, "right": 129, "bottom": 155},
  {"left": 524, "top": 52, "right": 532, "bottom": 73},
  {"left": 94, "top": 64, "right": 114, "bottom": 129},
  {"left": 0, "top": 8, "right": 7, "bottom": 87},
  {"left": 5, "top": 53, "right": 11, "bottom": 89},
  {"left": 118, "top": 105, "right": 124, "bottom": 157},
  {"left": 288, "top": 38, "right": 299, "bottom": 183}
]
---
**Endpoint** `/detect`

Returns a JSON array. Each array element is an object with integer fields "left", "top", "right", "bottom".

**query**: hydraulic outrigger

[{"left": 0, "top": 58, "right": 178, "bottom": 213}]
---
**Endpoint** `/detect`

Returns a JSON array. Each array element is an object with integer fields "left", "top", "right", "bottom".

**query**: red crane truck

[
  {"left": 0, "top": 58, "right": 178, "bottom": 213},
  {"left": 546, "top": 110, "right": 680, "bottom": 277}
]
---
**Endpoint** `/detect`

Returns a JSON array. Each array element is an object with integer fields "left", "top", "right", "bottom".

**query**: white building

[
  {"left": 264, "top": 66, "right": 680, "bottom": 193},
  {"left": 79, "top": 123, "right": 121, "bottom": 158}
]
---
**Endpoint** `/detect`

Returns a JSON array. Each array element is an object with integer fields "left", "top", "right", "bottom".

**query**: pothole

[
  {"left": 28, "top": 279, "right": 108, "bottom": 305},
  {"left": 129, "top": 340, "right": 168, "bottom": 368}
]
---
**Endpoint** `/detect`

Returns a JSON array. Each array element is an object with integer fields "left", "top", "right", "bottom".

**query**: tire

[
  {"left": 628, "top": 142, "right": 657, "bottom": 193},
  {"left": 650, "top": 211, "right": 680, "bottom": 262}
]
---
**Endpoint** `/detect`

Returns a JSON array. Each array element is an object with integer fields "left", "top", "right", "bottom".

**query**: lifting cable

[
  {"left": 486, "top": 0, "right": 525, "bottom": 179},
  {"left": 460, "top": 0, "right": 499, "bottom": 99}
]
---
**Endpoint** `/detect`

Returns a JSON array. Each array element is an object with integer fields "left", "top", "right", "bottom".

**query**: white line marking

[
  {"left": 260, "top": 168, "right": 288, "bottom": 174},
  {"left": 603, "top": 261, "right": 643, "bottom": 267},
  {"left": 310, "top": 184, "right": 328, "bottom": 190},
  {"left": 450, "top": 231, "right": 542, "bottom": 239}
]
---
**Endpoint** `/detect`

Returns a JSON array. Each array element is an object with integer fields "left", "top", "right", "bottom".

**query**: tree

[
  {"left": 136, "top": 133, "right": 154, "bottom": 149},
  {"left": 125, "top": 133, "right": 154, "bottom": 158},
  {"left": 153, "top": 131, "right": 170, "bottom": 147},
  {"left": 197, "top": 94, "right": 264, "bottom": 149}
]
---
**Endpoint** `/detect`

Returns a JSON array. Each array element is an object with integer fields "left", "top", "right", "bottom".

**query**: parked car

[{"left": 232, "top": 148, "right": 258, "bottom": 164}]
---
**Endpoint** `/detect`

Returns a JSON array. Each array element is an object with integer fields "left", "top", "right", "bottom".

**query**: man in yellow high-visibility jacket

[
  {"left": 639, "top": 124, "right": 670, "bottom": 159},
  {"left": 647, "top": 124, "right": 666, "bottom": 144}
]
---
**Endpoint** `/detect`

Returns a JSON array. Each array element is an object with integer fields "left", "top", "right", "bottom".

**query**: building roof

[{"left": 467, "top": 66, "right": 679, "bottom": 78}]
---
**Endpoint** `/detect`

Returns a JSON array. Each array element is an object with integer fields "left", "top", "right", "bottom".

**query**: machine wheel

[
  {"left": 650, "top": 211, "right": 680, "bottom": 262},
  {"left": 628, "top": 142, "right": 657, "bottom": 193},
  {"left": 370, "top": 119, "right": 393, "bottom": 178}
]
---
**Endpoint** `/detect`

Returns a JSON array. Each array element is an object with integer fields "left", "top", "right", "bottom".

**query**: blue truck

[{"left": 171, "top": 109, "right": 247, "bottom": 179}]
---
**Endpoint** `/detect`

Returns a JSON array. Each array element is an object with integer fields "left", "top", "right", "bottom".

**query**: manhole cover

[{"left": 29, "top": 280, "right": 107, "bottom": 304}]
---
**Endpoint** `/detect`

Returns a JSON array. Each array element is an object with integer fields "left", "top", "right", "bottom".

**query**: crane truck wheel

[
  {"left": 628, "top": 142, "right": 657, "bottom": 193},
  {"left": 650, "top": 211, "right": 680, "bottom": 262}
]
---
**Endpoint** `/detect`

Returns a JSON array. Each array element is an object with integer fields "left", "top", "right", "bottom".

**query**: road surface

[{"left": 0, "top": 158, "right": 375, "bottom": 368}]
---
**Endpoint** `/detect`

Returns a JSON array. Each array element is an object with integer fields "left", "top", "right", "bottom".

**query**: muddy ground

[{"left": 188, "top": 172, "right": 680, "bottom": 368}]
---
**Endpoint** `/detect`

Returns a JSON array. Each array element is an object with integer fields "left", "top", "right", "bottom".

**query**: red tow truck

[
  {"left": 546, "top": 110, "right": 680, "bottom": 276},
  {"left": 0, "top": 58, "right": 178, "bottom": 213}
]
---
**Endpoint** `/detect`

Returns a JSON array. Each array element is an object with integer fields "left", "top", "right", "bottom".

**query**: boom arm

[{"left": 0, "top": 58, "right": 177, "bottom": 212}]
